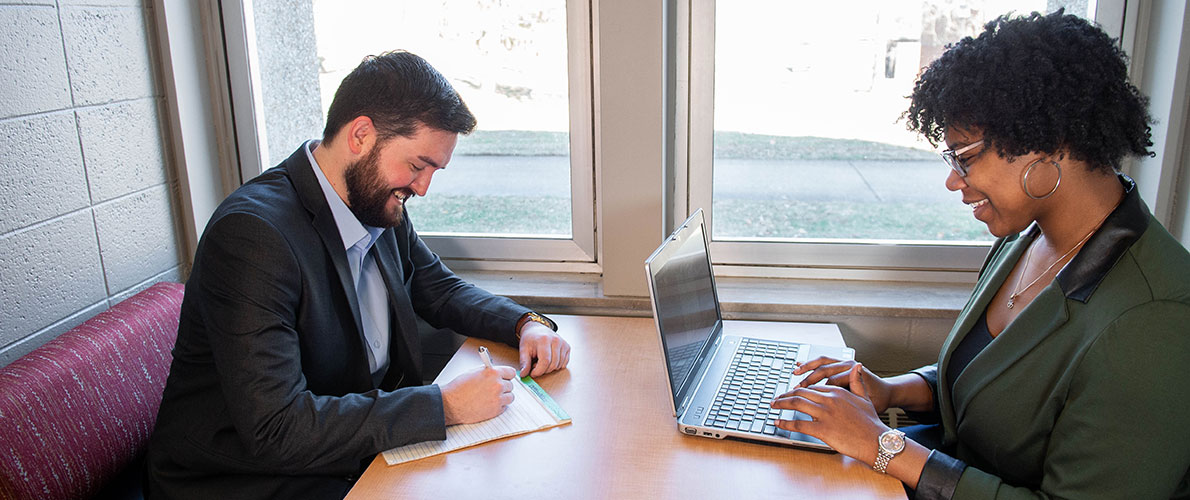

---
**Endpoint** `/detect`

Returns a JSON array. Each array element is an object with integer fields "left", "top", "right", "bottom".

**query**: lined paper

[{"left": 382, "top": 377, "right": 568, "bottom": 465}]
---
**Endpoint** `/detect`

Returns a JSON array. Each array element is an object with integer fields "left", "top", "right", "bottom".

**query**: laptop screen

[{"left": 645, "top": 210, "right": 722, "bottom": 409}]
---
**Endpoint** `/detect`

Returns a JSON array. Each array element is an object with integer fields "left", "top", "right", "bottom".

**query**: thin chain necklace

[{"left": 1007, "top": 212, "right": 1111, "bottom": 309}]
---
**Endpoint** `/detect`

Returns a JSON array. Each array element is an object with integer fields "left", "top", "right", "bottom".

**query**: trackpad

[
  {"left": 776, "top": 426, "right": 827, "bottom": 446},
  {"left": 780, "top": 409, "right": 812, "bottom": 421}
]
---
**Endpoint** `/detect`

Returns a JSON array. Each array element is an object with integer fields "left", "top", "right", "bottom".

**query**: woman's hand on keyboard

[
  {"left": 772, "top": 363, "right": 889, "bottom": 466},
  {"left": 790, "top": 357, "right": 893, "bottom": 414}
]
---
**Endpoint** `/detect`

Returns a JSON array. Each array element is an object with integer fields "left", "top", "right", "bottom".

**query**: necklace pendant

[{"left": 1007, "top": 296, "right": 1015, "bottom": 309}]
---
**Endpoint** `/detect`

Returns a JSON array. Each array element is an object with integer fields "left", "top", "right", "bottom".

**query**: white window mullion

[{"left": 220, "top": 0, "right": 269, "bottom": 183}]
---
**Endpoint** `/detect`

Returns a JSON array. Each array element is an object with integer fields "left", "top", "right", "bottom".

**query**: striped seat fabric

[{"left": 0, "top": 282, "right": 183, "bottom": 500}]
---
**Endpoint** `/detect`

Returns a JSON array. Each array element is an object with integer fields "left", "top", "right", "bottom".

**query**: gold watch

[{"left": 515, "top": 312, "right": 557, "bottom": 339}]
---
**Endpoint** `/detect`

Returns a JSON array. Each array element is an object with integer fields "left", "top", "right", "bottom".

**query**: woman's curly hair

[{"left": 903, "top": 10, "right": 1154, "bottom": 172}]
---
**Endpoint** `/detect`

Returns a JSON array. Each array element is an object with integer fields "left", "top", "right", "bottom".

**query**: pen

[{"left": 479, "top": 346, "right": 494, "bottom": 369}]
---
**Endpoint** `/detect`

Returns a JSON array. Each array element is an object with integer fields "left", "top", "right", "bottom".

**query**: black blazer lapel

[
  {"left": 283, "top": 143, "right": 368, "bottom": 353},
  {"left": 373, "top": 230, "right": 424, "bottom": 387}
]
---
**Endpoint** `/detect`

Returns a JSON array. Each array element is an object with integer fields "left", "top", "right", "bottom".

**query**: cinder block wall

[{"left": 0, "top": 0, "right": 181, "bottom": 366}]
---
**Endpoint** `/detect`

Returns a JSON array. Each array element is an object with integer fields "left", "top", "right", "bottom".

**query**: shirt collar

[
  {"left": 305, "top": 140, "right": 384, "bottom": 252},
  {"left": 1046, "top": 173, "right": 1150, "bottom": 302}
]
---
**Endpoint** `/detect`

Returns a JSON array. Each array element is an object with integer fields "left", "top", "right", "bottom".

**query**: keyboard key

[
  {"left": 763, "top": 424, "right": 777, "bottom": 435},
  {"left": 750, "top": 420, "right": 765, "bottom": 433},
  {"left": 711, "top": 339, "right": 811, "bottom": 427}
]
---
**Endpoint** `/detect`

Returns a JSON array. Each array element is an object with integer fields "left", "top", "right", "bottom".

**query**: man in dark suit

[{"left": 146, "top": 51, "right": 570, "bottom": 499}]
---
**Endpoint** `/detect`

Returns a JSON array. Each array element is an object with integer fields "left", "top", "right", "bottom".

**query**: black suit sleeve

[
  {"left": 399, "top": 218, "right": 529, "bottom": 347},
  {"left": 196, "top": 212, "right": 446, "bottom": 474}
]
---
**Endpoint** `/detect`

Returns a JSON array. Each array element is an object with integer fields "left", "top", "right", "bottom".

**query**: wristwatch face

[{"left": 879, "top": 430, "right": 905, "bottom": 454}]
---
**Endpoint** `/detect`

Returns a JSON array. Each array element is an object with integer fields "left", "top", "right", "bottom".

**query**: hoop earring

[{"left": 1022, "top": 159, "right": 1061, "bottom": 200}]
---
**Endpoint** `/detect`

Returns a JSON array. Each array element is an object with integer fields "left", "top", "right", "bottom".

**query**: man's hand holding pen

[{"left": 440, "top": 346, "right": 517, "bottom": 425}]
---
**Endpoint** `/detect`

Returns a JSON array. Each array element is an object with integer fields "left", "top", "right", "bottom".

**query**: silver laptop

[{"left": 644, "top": 209, "right": 855, "bottom": 450}]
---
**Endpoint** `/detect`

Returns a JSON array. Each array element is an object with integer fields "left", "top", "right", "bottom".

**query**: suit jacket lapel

[
  {"left": 285, "top": 143, "right": 368, "bottom": 357},
  {"left": 942, "top": 225, "right": 1073, "bottom": 426},
  {"left": 951, "top": 285, "right": 1068, "bottom": 424},
  {"left": 373, "top": 230, "right": 424, "bottom": 386},
  {"left": 936, "top": 230, "right": 1029, "bottom": 438}
]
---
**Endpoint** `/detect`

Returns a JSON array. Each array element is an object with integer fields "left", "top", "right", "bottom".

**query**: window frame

[
  {"left": 685, "top": 0, "right": 1131, "bottom": 282},
  {"left": 220, "top": 0, "right": 599, "bottom": 272}
]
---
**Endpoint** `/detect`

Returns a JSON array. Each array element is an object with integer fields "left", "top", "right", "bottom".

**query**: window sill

[
  {"left": 457, "top": 269, "right": 967, "bottom": 373},
  {"left": 457, "top": 270, "right": 969, "bottom": 321}
]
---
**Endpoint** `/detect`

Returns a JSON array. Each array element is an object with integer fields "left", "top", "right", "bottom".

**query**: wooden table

[{"left": 347, "top": 315, "right": 905, "bottom": 499}]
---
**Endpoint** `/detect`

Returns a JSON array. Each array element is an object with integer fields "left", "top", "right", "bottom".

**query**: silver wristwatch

[{"left": 873, "top": 429, "right": 905, "bottom": 474}]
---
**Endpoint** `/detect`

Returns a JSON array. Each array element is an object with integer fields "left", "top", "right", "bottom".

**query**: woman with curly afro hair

[{"left": 771, "top": 10, "right": 1190, "bottom": 499}]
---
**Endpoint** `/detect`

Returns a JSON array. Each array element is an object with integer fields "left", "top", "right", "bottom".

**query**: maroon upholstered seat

[{"left": 0, "top": 282, "right": 184, "bottom": 500}]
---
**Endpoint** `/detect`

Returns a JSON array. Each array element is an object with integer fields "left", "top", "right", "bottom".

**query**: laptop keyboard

[{"left": 704, "top": 339, "right": 800, "bottom": 435}]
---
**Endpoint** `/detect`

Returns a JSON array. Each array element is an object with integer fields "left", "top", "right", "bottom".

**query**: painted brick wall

[{"left": 0, "top": 0, "right": 182, "bottom": 366}]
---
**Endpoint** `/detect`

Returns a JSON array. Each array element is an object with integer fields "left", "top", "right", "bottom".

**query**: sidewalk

[{"left": 439, "top": 156, "right": 955, "bottom": 205}]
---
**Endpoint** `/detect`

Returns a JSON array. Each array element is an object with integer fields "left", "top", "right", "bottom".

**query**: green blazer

[{"left": 913, "top": 176, "right": 1190, "bottom": 500}]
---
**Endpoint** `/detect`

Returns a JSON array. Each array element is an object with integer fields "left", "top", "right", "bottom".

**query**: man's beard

[{"left": 344, "top": 146, "right": 408, "bottom": 228}]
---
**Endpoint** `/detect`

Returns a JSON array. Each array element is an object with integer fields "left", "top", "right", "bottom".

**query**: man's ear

[{"left": 346, "top": 116, "right": 375, "bottom": 156}]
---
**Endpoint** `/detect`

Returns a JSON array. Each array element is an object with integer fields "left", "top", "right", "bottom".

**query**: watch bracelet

[
  {"left": 515, "top": 312, "right": 555, "bottom": 340},
  {"left": 874, "top": 450, "right": 893, "bottom": 474}
]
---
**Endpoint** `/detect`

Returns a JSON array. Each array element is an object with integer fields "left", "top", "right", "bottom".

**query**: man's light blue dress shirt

[{"left": 305, "top": 141, "right": 391, "bottom": 382}]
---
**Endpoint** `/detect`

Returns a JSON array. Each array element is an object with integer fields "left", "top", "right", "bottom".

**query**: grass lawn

[
  {"left": 713, "top": 198, "right": 989, "bottom": 240},
  {"left": 711, "top": 131, "right": 936, "bottom": 161},
  {"left": 409, "top": 195, "right": 572, "bottom": 235},
  {"left": 409, "top": 195, "right": 989, "bottom": 241}
]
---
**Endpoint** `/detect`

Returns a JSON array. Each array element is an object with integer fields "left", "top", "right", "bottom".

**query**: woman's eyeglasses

[{"left": 940, "top": 140, "right": 983, "bottom": 177}]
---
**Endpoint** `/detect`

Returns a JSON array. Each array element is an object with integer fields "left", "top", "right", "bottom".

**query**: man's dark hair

[
  {"left": 322, "top": 50, "right": 477, "bottom": 142},
  {"left": 903, "top": 10, "right": 1154, "bottom": 172}
]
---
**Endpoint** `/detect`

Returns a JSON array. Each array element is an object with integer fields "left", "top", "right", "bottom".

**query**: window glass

[
  {"left": 253, "top": 0, "right": 573, "bottom": 237},
  {"left": 712, "top": 0, "right": 1095, "bottom": 242}
]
